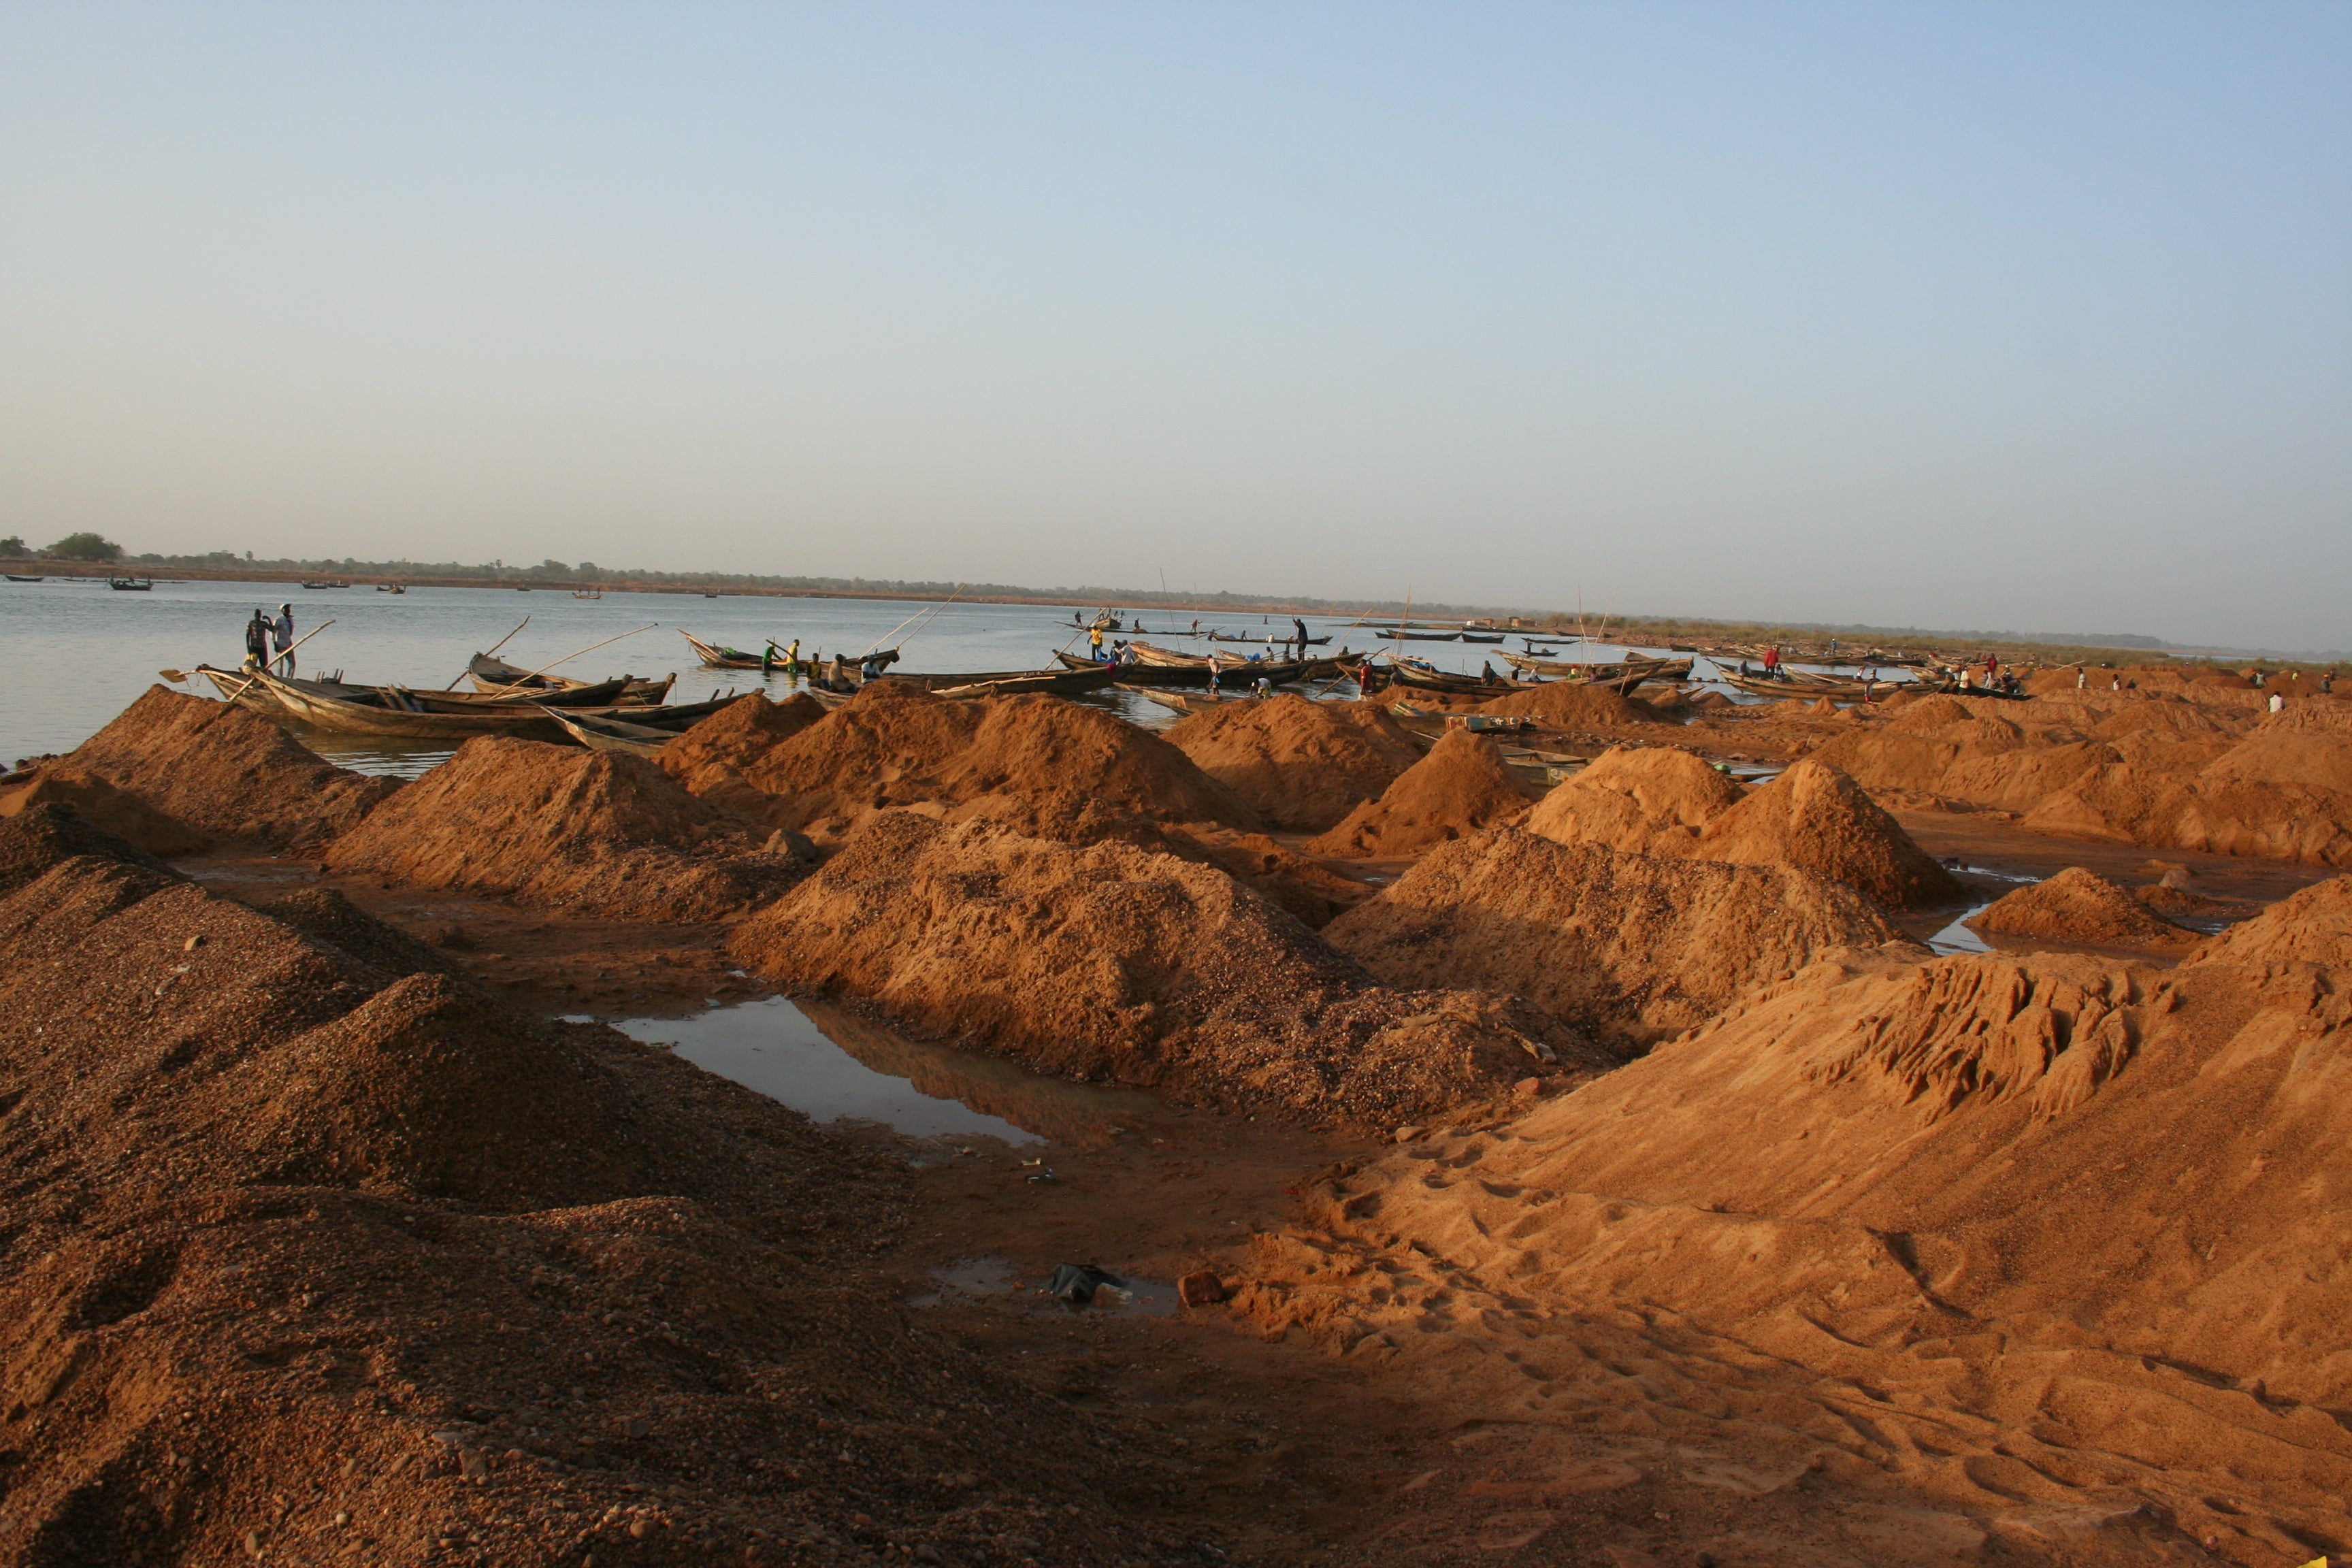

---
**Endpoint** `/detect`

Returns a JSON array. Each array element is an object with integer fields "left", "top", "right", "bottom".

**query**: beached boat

[
  {"left": 108, "top": 578, "right": 152, "bottom": 591},
  {"left": 6, "top": 574, "right": 44, "bottom": 583},
  {"left": 548, "top": 709, "right": 672, "bottom": 759}
]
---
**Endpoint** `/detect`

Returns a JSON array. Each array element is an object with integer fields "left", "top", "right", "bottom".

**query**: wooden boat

[
  {"left": 462, "top": 668, "right": 674, "bottom": 707},
  {"left": 299, "top": 581, "right": 344, "bottom": 589},
  {"left": 572, "top": 588, "right": 604, "bottom": 600},
  {"left": 548, "top": 710, "right": 672, "bottom": 759},
  {"left": 1206, "top": 632, "right": 1331, "bottom": 646},
  {"left": 889, "top": 666, "right": 1117, "bottom": 698},
  {"left": 1376, "top": 629, "right": 1462, "bottom": 642},
  {"left": 1054, "top": 649, "right": 1354, "bottom": 687},
  {"left": 1386, "top": 662, "right": 1512, "bottom": 696},
  {"left": 375, "top": 584, "right": 406, "bottom": 593},
  {"left": 108, "top": 578, "right": 153, "bottom": 591},
  {"left": 1458, "top": 632, "right": 1506, "bottom": 644},
  {"left": 6, "top": 574, "right": 44, "bottom": 583},
  {"left": 463, "top": 653, "right": 666, "bottom": 702},
  {"left": 1117, "top": 685, "right": 1229, "bottom": 715},
  {"left": 240, "top": 671, "right": 568, "bottom": 739},
  {"left": 682, "top": 631, "right": 774, "bottom": 669}
]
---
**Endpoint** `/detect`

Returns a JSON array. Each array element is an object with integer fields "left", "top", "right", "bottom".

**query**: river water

[{"left": 1, "top": 573, "right": 1861, "bottom": 772}]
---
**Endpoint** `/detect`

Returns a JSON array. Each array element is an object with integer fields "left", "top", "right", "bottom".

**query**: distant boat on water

[
  {"left": 108, "top": 577, "right": 153, "bottom": 591},
  {"left": 5, "top": 574, "right": 43, "bottom": 583}
]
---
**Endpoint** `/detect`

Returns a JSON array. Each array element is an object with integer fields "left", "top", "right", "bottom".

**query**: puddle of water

[
  {"left": 597, "top": 995, "right": 1175, "bottom": 1148},
  {"left": 906, "top": 1255, "right": 1177, "bottom": 1316},
  {"left": 1927, "top": 902, "right": 1997, "bottom": 955}
]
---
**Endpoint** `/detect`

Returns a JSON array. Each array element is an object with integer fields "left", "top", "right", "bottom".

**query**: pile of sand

[
  {"left": 324, "top": 736, "right": 800, "bottom": 921},
  {"left": 0, "top": 763, "right": 208, "bottom": 856},
  {"left": 1164, "top": 693, "right": 1423, "bottom": 832},
  {"left": 655, "top": 689, "right": 829, "bottom": 819},
  {"left": 1305, "top": 730, "right": 1531, "bottom": 858},
  {"left": 0, "top": 805, "right": 1190, "bottom": 1567},
  {"left": 2180, "top": 874, "right": 2352, "bottom": 968},
  {"left": 1531, "top": 752, "right": 1963, "bottom": 911},
  {"left": 69, "top": 685, "right": 399, "bottom": 849},
  {"left": 1526, "top": 746, "right": 1744, "bottom": 856},
  {"left": 715, "top": 682, "right": 1256, "bottom": 843},
  {"left": 1692, "top": 757, "right": 1965, "bottom": 909},
  {"left": 731, "top": 811, "right": 1605, "bottom": 1127},
  {"left": 1228, "top": 932, "right": 2352, "bottom": 1556},
  {"left": 1476, "top": 681, "right": 1660, "bottom": 728},
  {"left": 1963, "top": 866, "right": 2192, "bottom": 949},
  {"left": 1326, "top": 828, "right": 1912, "bottom": 1051},
  {"left": 2026, "top": 702, "right": 2352, "bottom": 866}
]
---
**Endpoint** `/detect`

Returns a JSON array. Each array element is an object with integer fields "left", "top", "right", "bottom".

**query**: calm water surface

[{"left": 1, "top": 574, "right": 1891, "bottom": 770}]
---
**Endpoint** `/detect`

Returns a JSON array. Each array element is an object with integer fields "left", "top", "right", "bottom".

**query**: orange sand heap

[
  {"left": 1326, "top": 827, "right": 1911, "bottom": 1051},
  {"left": 2180, "top": 872, "right": 2352, "bottom": 968},
  {"left": 1232, "top": 917, "right": 2352, "bottom": 1558},
  {"left": 1304, "top": 729, "right": 1531, "bottom": 858},
  {"left": 713, "top": 682, "right": 1257, "bottom": 843},
  {"left": 1164, "top": 693, "right": 1422, "bottom": 832},
  {"left": 2025, "top": 700, "right": 2352, "bottom": 865},
  {"left": 1964, "top": 865, "right": 2193, "bottom": 949},
  {"left": 1691, "top": 757, "right": 1966, "bottom": 910},
  {"left": 0, "top": 763, "right": 208, "bottom": 856},
  {"left": 324, "top": 736, "right": 800, "bottom": 921},
  {"left": 0, "top": 805, "right": 1175, "bottom": 1567},
  {"left": 1525, "top": 745, "right": 1745, "bottom": 856},
  {"left": 655, "top": 690, "right": 829, "bottom": 819},
  {"left": 1530, "top": 751, "right": 1962, "bottom": 911},
  {"left": 731, "top": 811, "right": 1606, "bottom": 1127},
  {"left": 69, "top": 685, "right": 399, "bottom": 850},
  {"left": 1475, "top": 681, "right": 1661, "bottom": 728}
]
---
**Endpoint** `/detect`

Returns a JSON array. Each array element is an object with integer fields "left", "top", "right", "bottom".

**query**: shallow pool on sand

[{"left": 595, "top": 994, "right": 1176, "bottom": 1148}]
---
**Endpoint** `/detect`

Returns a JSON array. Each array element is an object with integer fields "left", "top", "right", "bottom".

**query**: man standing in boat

[
  {"left": 243, "top": 609, "right": 271, "bottom": 672},
  {"left": 272, "top": 603, "right": 297, "bottom": 676}
]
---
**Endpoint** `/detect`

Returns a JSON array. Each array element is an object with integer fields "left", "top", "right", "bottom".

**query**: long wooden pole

[{"left": 451, "top": 615, "right": 532, "bottom": 688}]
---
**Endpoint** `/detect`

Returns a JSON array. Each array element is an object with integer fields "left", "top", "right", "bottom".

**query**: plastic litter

[{"left": 1043, "top": 1264, "right": 1124, "bottom": 1305}]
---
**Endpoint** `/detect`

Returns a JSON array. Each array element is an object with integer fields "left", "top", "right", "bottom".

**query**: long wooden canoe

[
  {"left": 466, "top": 653, "right": 672, "bottom": 703},
  {"left": 548, "top": 710, "right": 674, "bottom": 759},
  {"left": 893, "top": 666, "right": 1117, "bottom": 698},
  {"left": 246, "top": 671, "right": 570, "bottom": 739}
]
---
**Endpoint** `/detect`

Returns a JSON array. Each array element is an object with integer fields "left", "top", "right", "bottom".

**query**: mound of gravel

[
  {"left": 323, "top": 736, "right": 800, "bottom": 921},
  {"left": 70, "top": 685, "right": 399, "bottom": 849},
  {"left": 731, "top": 811, "right": 1604, "bottom": 1127},
  {"left": 1965, "top": 866, "right": 2193, "bottom": 949},
  {"left": 1304, "top": 730, "right": 1532, "bottom": 859}
]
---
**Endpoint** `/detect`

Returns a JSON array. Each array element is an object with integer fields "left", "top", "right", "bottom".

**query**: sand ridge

[
  {"left": 730, "top": 810, "right": 1606, "bottom": 1127},
  {"left": 323, "top": 735, "right": 804, "bottom": 922},
  {"left": 1325, "top": 826, "right": 1915, "bottom": 1051},
  {"left": 69, "top": 684, "right": 400, "bottom": 851}
]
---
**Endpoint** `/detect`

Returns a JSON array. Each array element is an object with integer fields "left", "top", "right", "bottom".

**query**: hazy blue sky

[{"left": 3, "top": 5, "right": 2347, "bottom": 647}]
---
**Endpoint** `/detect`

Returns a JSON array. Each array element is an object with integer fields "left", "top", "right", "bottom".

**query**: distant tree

[
  {"left": 0, "top": 535, "right": 24, "bottom": 557},
  {"left": 44, "top": 532, "right": 122, "bottom": 562}
]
